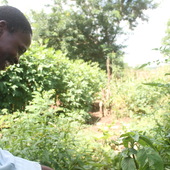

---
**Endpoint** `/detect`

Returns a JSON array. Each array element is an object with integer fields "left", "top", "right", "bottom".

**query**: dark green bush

[{"left": 0, "top": 44, "right": 106, "bottom": 112}]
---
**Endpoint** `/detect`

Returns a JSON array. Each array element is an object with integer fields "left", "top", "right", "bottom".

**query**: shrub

[
  {"left": 0, "top": 43, "right": 106, "bottom": 112},
  {"left": 0, "top": 90, "right": 116, "bottom": 170},
  {"left": 109, "top": 67, "right": 169, "bottom": 118}
]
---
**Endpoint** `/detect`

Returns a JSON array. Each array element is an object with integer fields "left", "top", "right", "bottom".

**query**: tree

[
  {"left": 31, "top": 0, "right": 157, "bottom": 69},
  {"left": 160, "top": 19, "right": 170, "bottom": 58},
  {"left": 0, "top": 0, "right": 8, "bottom": 5},
  {"left": 30, "top": 10, "right": 49, "bottom": 43}
]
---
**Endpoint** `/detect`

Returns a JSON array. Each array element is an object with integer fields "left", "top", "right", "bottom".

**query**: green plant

[
  {"left": 0, "top": 90, "right": 117, "bottom": 170},
  {"left": 0, "top": 43, "right": 106, "bottom": 112},
  {"left": 119, "top": 131, "right": 164, "bottom": 170},
  {"left": 32, "top": 0, "right": 157, "bottom": 70}
]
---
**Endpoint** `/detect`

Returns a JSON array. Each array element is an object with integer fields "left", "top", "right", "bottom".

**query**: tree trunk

[{"left": 103, "top": 57, "right": 112, "bottom": 116}]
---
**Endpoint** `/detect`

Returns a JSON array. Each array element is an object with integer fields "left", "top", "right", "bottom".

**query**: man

[{"left": 0, "top": 5, "right": 53, "bottom": 170}]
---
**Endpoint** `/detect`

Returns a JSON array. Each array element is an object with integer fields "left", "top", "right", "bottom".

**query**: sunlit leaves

[
  {"left": 137, "top": 148, "right": 164, "bottom": 170},
  {"left": 0, "top": 43, "right": 106, "bottom": 112},
  {"left": 31, "top": 0, "right": 157, "bottom": 69},
  {"left": 120, "top": 131, "right": 164, "bottom": 170},
  {"left": 121, "top": 157, "right": 136, "bottom": 170}
]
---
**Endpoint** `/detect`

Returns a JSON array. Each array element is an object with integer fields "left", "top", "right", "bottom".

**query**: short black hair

[{"left": 0, "top": 5, "right": 32, "bottom": 34}]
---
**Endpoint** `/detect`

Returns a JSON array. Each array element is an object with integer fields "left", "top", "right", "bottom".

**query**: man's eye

[{"left": 19, "top": 47, "right": 26, "bottom": 55}]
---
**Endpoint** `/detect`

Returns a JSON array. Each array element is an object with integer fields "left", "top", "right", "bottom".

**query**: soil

[{"left": 86, "top": 111, "right": 131, "bottom": 140}]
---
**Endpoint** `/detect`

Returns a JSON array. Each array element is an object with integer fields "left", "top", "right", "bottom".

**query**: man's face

[{"left": 0, "top": 23, "right": 31, "bottom": 70}]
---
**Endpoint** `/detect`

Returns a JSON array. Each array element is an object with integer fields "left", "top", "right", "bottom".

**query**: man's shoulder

[{"left": 0, "top": 149, "right": 41, "bottom": 170}]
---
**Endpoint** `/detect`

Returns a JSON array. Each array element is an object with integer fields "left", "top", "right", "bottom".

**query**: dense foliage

[
  {"left": 0, "top": 44, "right": 106, "bottom": 112},
  {"left": 108, "top": 67, "right": 170, "bottom": 118},
  {"left": 0, "top": 1, "right": 170, "bottom": 170},
  {"left": 0, "top": 90, "right": 116, "bottom": 169},
  {"left": 31, "top": 0, "right": 157, "bottom": 69},
  {"left": 0, "top": 63, "right": 169, "bottom": 169}
]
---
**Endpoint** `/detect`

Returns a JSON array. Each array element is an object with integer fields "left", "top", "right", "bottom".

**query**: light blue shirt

[{"left": 0, "top": 149, "right": 41, "bottom": 170}]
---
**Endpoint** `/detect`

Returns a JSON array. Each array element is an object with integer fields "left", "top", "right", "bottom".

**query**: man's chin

[
  {"left": 0, "top": 63, "right": 6, "bottom": 70},
  {"left": 0, "top": 66, "right": 5, "bottom": 70},
  {"left": 0, "top": 60, "right": 12, "bottom": 70}
]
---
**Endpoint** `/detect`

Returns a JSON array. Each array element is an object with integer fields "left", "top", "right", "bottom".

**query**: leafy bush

[
  {"left": 0, "top": 43, "right": 106, "bottom": 112},
  {"left": 109, "top": 67, "right": 169, "bottom": 118},
  {"left": 118, "top": 131, "right": 164, "bottom": 170},
  {"left": 119, "top": 66, "right": 170, "bottom": 169},
  {"left": 154, "top": 113, "right": 170, "bottom": 169},
  {"left": 0, "top": 90, "right": 116, "bottom": 170},
  {"left": 1, "top": 44, "right": 169, "bottom": 169}
]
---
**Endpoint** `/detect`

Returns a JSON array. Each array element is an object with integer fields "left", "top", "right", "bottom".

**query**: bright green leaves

[
  {"left": 120, "top": 131, "right": 164, "bottom": 170},
  {"left": 121, "top": 157, "right": 136, "bottom": 170},
  {"left": 121, "top": 148, "right": 164, "bottom": 170},
  {"left": 137, "top": 148, "right": 164, "bottom": 170},
  {"left": 0, "top": 43, "right": 106, "bottom": 112},
  {"left": 0, "top": 90, "right": 115, "bottom": 170}
]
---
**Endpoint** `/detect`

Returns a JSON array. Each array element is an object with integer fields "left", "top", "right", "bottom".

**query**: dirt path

[{"left": 86, "top": 111, "right": 131, "bottom": 140}]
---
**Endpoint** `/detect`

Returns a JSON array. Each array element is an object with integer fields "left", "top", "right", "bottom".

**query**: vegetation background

[{"left": 0, "top": 0, "right": 170, "bottom": 169}]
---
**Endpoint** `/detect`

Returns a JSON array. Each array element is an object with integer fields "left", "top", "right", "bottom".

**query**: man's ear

[{"left": 0, "top": 20, "right": 7, "bottom": 36}]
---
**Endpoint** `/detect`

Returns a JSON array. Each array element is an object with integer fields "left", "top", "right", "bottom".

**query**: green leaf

[
  {"left": 122, "top": 137, "right": 131, "bottom": 148},
  {"left": 129, "top": 148, "right": 137, "bottom": 155},
  {"left": 132, "top": 133, "right": 139, "bottom": 142},
  {"left": 137, "top": 148, "right": 164, "bottom": 170},
  {"left": 165, "top": 73, "right": 170, "bottom": 76},
  {"left": 137, "top": 62, "right": 151, "bottom": 69},
  {"left": 121, "top": 131, "right": 140, "bottom": 143},
  {"left": 121, "top": 157, "right": 136, "bottom": 170},
  {"left": 166, "top": 133, "right": 170, "bottom": 138},
  {"left": 138, "top": 135, "right": 156, "bottom": 150}
]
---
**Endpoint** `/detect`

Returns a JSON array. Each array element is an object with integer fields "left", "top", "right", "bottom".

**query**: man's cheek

[
  {"left": 0, "top": 55, "right": 6, "bottom": 70},
  {"left": 0, "top": 62, "right": 5, "bottom": 70}
]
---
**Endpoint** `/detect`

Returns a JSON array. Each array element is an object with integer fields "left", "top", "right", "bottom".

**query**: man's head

[{"left": 0, "top": 6, "right": 32, "bottom": 70}]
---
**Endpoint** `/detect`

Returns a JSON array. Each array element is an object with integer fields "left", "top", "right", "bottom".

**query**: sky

[
  {"left": 124, "top": 0, "right": 170, "bottom": 67},
  {"left": 0, "top": 0, "right": 170, "bottom": 67}
]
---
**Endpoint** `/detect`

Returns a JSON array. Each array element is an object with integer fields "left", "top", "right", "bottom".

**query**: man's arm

[{"left": 41, "top": 165, "right": 54, "bottom": 170}]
